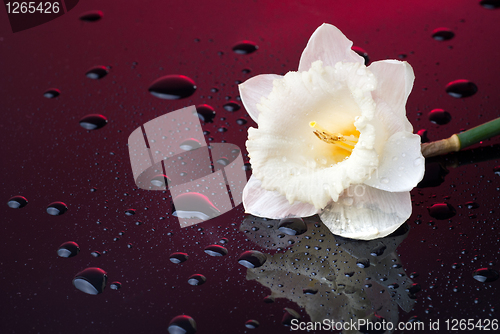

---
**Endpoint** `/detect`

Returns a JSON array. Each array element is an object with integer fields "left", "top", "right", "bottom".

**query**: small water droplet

[
  {"left": 180, "top": 138, "right": 202, "bottom": 151},
  {"left": 169, "top": 252, "right": 189, "bottom": 264},
  {"left": 148, "top": 75, "right": 197, "bottom": 99},
  {"left": 370, "top": 242, "right": 386, "bottom": 256},
  {"left": 79, "top": 10, "right": 103, "bottom": 22},
  {"left": 43, "top": 88, "right": 60, "bottom": 98},
  {"left": 91, "top": 251, "right": 102, "bottom": 257},
  {"left": 278, "top": 218, "right": 307, "bottom": 235},
  {"left": 172, "top": 192, "right": 221, "bottom": 220},
  {"left": 110, "top": 281, "right": 122, "bottom": 290},
  {"left": 356, "top": 258, "right": 370, "bottom": 268},
  {"left": 57, "top": 241, "right": 80, "bottom": 258},
  {"left": 245, "top": 319, "right": 260, "bottom": 329},
  {"left": 168, "top": 315, "right": 197, "bottom": 334},
  {"left": 428, "top": 109, "right": 451, "bottom": 125},
  {"left": 232, "top": 40, "right": 258, "bottom": 54},
  {"left": 445, "top": 79, "right": 478, "bottom": 98},
  {"left": 238, "top": 250, "right": 267, "bottom": 268},
  {"left": 151, "top": 174, "right": 170, "bottom": 187},
  {"left": 125, "top": 208, "right": 136, "bottom": 216},
  {"left": 46, "top": 202, "right": 68, "bottom": 216},
  {"left": 472, "top": 268, "right": 499, "bottom": 282},
  {"left": 204, "top": 244, "right": 228, "bottom": 257},
  {"left": 196, "top": 104, "right": 216, "bottom": 123},
  {"left": 432, "top": 27, "right": 455, "bottom": 41},
  {"left": 72, "top": 267, "right": 107, "bottom": 295},
  {"left": 352, "top": 46, "right": 369, "bottom": 65},
  {"left": 79, "top": 114, "right": 108, "bottom": 130},
  {"left": 303, "top": 288, "right": 318, "bottom": 295},
  {"left": 428, "top": 203, "right": 456, "bottom": 219},
  {"left": 380, "top": 177, "right": 389, "bottom": 184},
  {"left": 223, "top": 101, "right": 241, "bottom": 112},
  {"left": 236, "top": 118, "right": 247, "bottom": 125},
  {"left": 187, "top": 274, "right": 206, "bottom": 286},
  {"left": 7, "top": 195, "right": 28, "bottom": 208},
  {"left": 414, "top": 157, "right": 424, "bottom": 167},
  {"left": 216, "top": 157, "right": 229, "bottom": 166},
  {"left": 86, "top": 66, "right": 108, "bottom": 79}
]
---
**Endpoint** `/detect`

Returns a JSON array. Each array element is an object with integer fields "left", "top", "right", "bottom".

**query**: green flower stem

[{"left": 421, "top": 117, "right": 500, "bottom": 158}]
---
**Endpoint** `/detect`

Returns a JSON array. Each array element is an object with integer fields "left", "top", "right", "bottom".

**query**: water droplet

[
  {"left": 465, "top": 201, "right": 479, "bottom": 209},
  {"left": 432, "top": 27, "right": 455, "bottom": 41},
  {"left": 223, "top": 101, "right": 241, "bottom": 112},
  {"left": 428, "top": 203, "right": 456, "bottom": 219},
  {"left": 380, "top": 177, "right": 389, "bottom": 184},
  {"left": 352, "top": 46, "right": 369, "bottom": 65},
  {"left": 204, "top": 244, "right": 228, "bottom": 257},
  {"left": 7, "top": 195, "right": 28, "bottom": 208},
  {"left": 472, "top": 268, "right": 499, "bottom": 282},
  {"left": 168, "top": 315, "right": 197, "bottom": 334},
  {"left": 237, "top": 250, "right": 267, "bottom": 268},
  {"left": 245, "top": 320, "right": 260, "bottom": 329},
  {"left": 479, "top": 0, "right": 500, "bottom": 9},
  {"left": 110, "top": 282, "right": 122, "bottom": 290},
  {"left": 236, "top": 118, "right": 247, "bottom": 125},
  {"left": 125, "top": 208, "right": 136, "bottom": 216},
  {"left": 278, "top": 218, "right": 307, "bottom": 236},
  {"left": 148, "top": 75, "right": 196, "bottom": 100},
  {"left": 303, "top": 288, "right": 318, "bottom": 295},
  {"left": 46, "top": 202, "right": 68, "bottom": 216},
  {"left": 170, "top": 252, "right": 189, "bottom": 264},
  {"left": 79, "top": 114, "right": 108, "bottom": 130},
  {"left": 414, "top": 157, "right": 424, "bottom": 167},
  {"left": 196, "top": 104, "right": 216, "bottom": 123},
  {"left": 232, "top": 40, "right": 258, "bottom": 54},
  {"left": 428, "top": 109, "right": 451, "bottom": 125},
  {"left": 151, "top": 174, "right": 171, "bottom": 187},
  {"left": 187, "top": 274, "right": 206, "bottom": 286},
  {"left": 180, "top": 138, "right": 202, "bottom": 151},
  {"left": 91, "top": 251, "right": 102, "bottom": 257},
  {"left": 282, "top": 308, "right": 300, "bottom": 326},
  {"left": 57, "top": 241, "right": 80, "bottom": 258},
  {"left": 356, "top": 258, "right": 370, "bottom": 268},
  {"left": 79, "top": 10, "right": 103, "bottom": 22},
  {"left": 216, "top": 157, "right": 230, "bottom": 166},
  {"left": 172, "top": 192, "right": 221, "bottom": 220},
  {"left": 86, "top": 66, "right": 108, "bottom": 79},
  {"left": 370, "top": 242, "right": 386, "bottom": 256},
  {"left": 217, "top": 127, "right": 228, "bottom": 133},
  {"left": 445, "top": 79, "right": 478, "bottom": 98},
  {"left": 72, "top": 267, "right": 107, "bottom": 295},
  {"left": 43, "top": 88, "right": 60, "bottom": 98},
  {"left": 417, "top": 129, "right": 429, "bottom": 143}
]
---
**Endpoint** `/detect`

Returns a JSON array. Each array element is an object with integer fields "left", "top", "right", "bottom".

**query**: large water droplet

[
  {"left": 472, "top": 268, "right": 499, "bottom": 282},
  {"left": 73, "top": 267, "right": 107, "bottom": 295},
  {"left": 232, "top": 41, "right": 258, "bottom": 54},
  {"left": 196, "top": 104, "right": 216, "bottom": 123},
  {"left": 7, "top": 195, "right": 28, "bottom": 208},
  {"left": 57, "top": 241, "right": 80, "bottom": 258},
  {"left": 86, "top": 66, "right": 108, "bottom": 79},
  {"left": 432, "top": 27, "right": 455, "bottom": 41},
  {"left": 237, "top": 250, "right": 267, "bottom": 268},
  {"left": 79, "top": 114, "right": 108, "bottom": 130},
  {"left": 148, "top": 75, "right": 196, "bottom": 100},
  {"left": 445, "top": 79, "right": 478, "bottom": 98},
  {"left": 47, "top": 202, "right": 68, "bottom": 216},
  {"left": 428, "top": 109, "right": 451, "bottom": 125},
  {"left": 79, "top": 10, "right": 103, "bottom": 22},
  {"left": 187, "top": 274, "right": 206, "bottom": 286},
  {"left": 172, "top": 192, "right": 221, "bottom": 220},
  {"left": 428, "top": 203, "right": 456, "bottom": 219},
  {"left": 480, "top": 0, "right": 500, "bottom": 9},
  {"left": 43, "top": 88, "right": 60, "bottom": 98},
  {"left": 278, "top": 218, "right": 307, "bottom": 236},
  {"left": 223, "top": 101, "right": 241, "bottom": 112},
  {"left": 170, "top": 252, "right": 189, "bottom": 264},
  {"left": 168, "top": 315, "right": 197, "bottom": 334},
  {"left": 204, "top": 244, "right": 228, "bottom": 257},
  {"left": 179, "top": 138, "right": 202, "bottom": 151}
]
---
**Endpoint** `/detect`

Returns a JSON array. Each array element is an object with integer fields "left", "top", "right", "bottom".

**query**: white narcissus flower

[{"left": 239, "top": 24, "right": 425, "bottom": 240}]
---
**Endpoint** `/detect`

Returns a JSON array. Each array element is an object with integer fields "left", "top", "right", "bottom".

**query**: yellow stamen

[{"left": 309, "top": 121, "right": 358, "bottom": 152}]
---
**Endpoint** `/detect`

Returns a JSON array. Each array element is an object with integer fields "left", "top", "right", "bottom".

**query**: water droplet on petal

[
  {"left": 79, "top": 114, "right": 108, "bottom": 130},
  {"left": 428, "top": 109, "right": 451, "bottom": 125},
  {"left": 86, "top": 66, "right": 108, "bottom": 79},
  {"left": 204, "top": 244, "right": 228, "bottom": 257},
  {"left": 245, "top": 320, "right": 260, "bottom": 329},
  {"left": 479, "top": 0, "right": 500, "bottom": 9},
  {"left": 79, "top": 10, "right": 103, "bottom": 22},
  {"left": 196, "top": 104, "right": 216, "bottom": 123},
  {"left": 232, "top": 40, "right": 258, "bottom": 54},
  {"left": 170, "top": 252, "right": 189, "bottom": 264},
  {"left": 303, "top": 288, "right": 318, "bottom": 295},
  {"left": 414, "top": 157, "right": 424, "bottom": 166},
  {"left": 188, "top": 274, "right": 206, "bottom": 286},
  {"left": 43, "top": 88, "right": 60, "bottom": 98},
  {"left": 432, "top": 27, "right": 455, "bottom": 41},
  {"left": 236, "top": 118, "right": 247, "bottom": 125},
  {"left": 445, "top": 79, "right": 478, "bottom": 98},
  {"left": 216, "top": 157, "right": 229, "bottom": 166},
  {"left": 46, "top": 201, "right": 68, "bottom": 216},
  {"left": 110, "top": 281, "right": 122, "bottom": 290},
  {"left": 125, "top": 208, "right": 136, "bottom": 216},
  {"left": 380, "top": 177, "right": 389, "bottom": 184},
  {"left": 472, "top": 268, "right": 499, "bottom": 282},
  {"left": 72, "top": 267, "right": 107, "bottom": 295},
  {"left": 148, "top": 75, "right": 196, "bottom": 100},
  {"left": 57, "top": 241, "right": 80, "bottom": 258},
  {"left": 172, "top": 192, "right": 221, "bottom": 220},
  {"left": 238, "top": 250, "right": 267, "bottom": 268},
  {"left": 428, "top": 203, "right": 456, "bottom": 219},
  {"left": 168, "top": 315, "right": 197, "bottom": 334},
  {"left": 180, "top": 138, "right": 202, "bottom": 151},
  {"left": 7, "top": 195, "right": 28, "bottom": 208},
  {"left": 151, "top": 174, "right": 170, "bottom": 187},
  {"left": 356, "top": 258, "right": 370, "bottom": 268},
  {"left": 223, "top": 101, "right": 241, "bottom": 112},
  {"left": 278, "top": 218, "right": 307, "bottom": 236}
]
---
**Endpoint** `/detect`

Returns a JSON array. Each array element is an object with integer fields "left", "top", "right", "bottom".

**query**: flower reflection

[{"left": 240, "top": 215, "right": 418, "bottom": 328}]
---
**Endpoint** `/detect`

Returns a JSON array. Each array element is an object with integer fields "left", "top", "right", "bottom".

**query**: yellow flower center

[{"left": 309, "top": 121, "right": 358, "bottom": 152}]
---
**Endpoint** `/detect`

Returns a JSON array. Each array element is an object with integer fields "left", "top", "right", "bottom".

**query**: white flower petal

[
  {"left": 238, "top": 74, "right": 282, "bottom": 123},
  {"left": 368, "top": 60, "right": 414, "bottom": 133},
  {"left": 320, "top": 185, "right": 411, "bottom": 240},
  {"left": 242, "top": 175, "right": 320, "bottom": 218},
  {"left": 298, "top": 23, "right": 364, "bottom": 72},
  {"left": 364, "top": 131, "right": 425, "bottom": 192}
]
